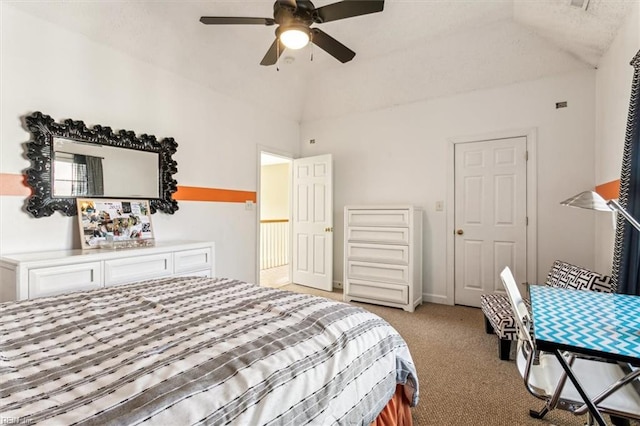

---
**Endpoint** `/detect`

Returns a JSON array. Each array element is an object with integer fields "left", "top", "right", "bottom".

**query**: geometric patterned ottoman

[
  {"left": 545, "top": 260, "right": 613, "bottom": 293},
  {"left": 480, "top": 293, "right": 531, "bottom": 360},
  {"left": 481, "top": 260, "right": 612, "bottom": 361}
]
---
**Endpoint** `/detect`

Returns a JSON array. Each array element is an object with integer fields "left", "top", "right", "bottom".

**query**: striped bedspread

[{"left": 0, "top": 277, "right": 419, "bottom": 425}]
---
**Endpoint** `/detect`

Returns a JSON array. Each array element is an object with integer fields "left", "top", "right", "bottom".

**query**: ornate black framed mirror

[{"left": 24, "top": 111, "right": 179, "bottom": 218}]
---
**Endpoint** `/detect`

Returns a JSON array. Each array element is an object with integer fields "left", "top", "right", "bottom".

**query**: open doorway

[{"left": 259, "top": 152, "right": 292, "bottom": 288}]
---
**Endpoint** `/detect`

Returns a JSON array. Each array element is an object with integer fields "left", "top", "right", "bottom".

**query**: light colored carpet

[
  {"left": 259, "top": 265, "right": 290, "bottom": 288},
  {"left": 280, "top": 283, "right": 638, "bottom": 426}
]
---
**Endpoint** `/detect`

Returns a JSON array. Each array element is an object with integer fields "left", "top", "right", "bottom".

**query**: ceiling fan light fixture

[
  {"left": 200, "top": 0, "right": 386, "bottom": 65},
  {"left": 279, "top": 25, "right": 310, "bottom": 50}
]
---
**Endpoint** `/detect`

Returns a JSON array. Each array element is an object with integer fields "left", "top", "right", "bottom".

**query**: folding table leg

[{"left": 552, "top": 350, "right": 607, "bottom": 426}]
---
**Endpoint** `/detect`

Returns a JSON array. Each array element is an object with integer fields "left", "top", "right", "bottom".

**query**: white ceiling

[{"left": 8, "top": 0, "right": 634, "bottom": 123}]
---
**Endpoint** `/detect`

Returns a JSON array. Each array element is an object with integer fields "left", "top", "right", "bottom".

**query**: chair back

[{"left": 500, "top": 267, "right": 534, "bottom": 348}]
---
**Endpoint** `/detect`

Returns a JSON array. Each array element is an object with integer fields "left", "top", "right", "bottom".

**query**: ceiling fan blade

[
  {"left": 200, "top": 16, "right": 276, "bottom": 26},
  {"left": 315, "top": 0, "right": 384, "bottom": 23},
  {"left": 260, "top": 38, "right": 284, "bottom": 66},
  {"left": 310, "top": 28, "right": 355, "bottom": 63}
]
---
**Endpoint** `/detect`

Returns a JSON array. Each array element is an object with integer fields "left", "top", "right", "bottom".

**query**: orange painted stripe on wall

[
  {"left": 173, "top": 185, "right": 256, "bottom": 203},
  {"left": 595, "top": 179, "right": 620, "bottom": 200},
  {"left": 0, "top": 171, "right": 619, "bottom": 206},
  {"left": 0, "top": 173, "right": 31, "bottom": 196},
  {"left": 0, "top": 173, "right": 255, "bottom": 203}
]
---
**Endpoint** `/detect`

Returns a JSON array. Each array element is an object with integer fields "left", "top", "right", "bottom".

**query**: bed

[{"left": 0, "top": 276, "right": 419, "bottom": 425}]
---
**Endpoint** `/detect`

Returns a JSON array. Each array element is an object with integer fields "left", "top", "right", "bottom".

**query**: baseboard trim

[{"left": 422, "top": 293, "right": 451, "bottom": 305}]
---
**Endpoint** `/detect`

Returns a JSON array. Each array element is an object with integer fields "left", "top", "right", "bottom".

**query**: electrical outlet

[
  {"left": 435, "top": 201, "right": 444, "bottom": 211},
  {"left": 245, "top": 200, "right": 254, "bottom": 210}
]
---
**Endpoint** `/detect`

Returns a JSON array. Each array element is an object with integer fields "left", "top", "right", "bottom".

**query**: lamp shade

[
  {"left": 279, "top": 25, "right": 310, "bottom": 50},
  {"left": 560, "top": 190, "right": 612, "bottom": 212},
  {"left": 561, "top": 190, "right": 640, "bottom": 232}
]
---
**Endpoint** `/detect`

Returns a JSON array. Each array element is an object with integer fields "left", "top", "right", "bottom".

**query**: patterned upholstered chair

[{"left": 481, "top": 260, "right": 613, "bottom": 360}]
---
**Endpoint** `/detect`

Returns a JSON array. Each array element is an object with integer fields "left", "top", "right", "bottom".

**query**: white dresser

[
  {"left": 343, "top": 206, "right": 422, "bottom": 312},
  {"left": 0, "top": 240, "right": 215, "bottom": 302}
]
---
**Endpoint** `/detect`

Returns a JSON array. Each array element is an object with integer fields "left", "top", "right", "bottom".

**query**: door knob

[{"left": 456, "top": 229, "right": 464, "bottom": 235}]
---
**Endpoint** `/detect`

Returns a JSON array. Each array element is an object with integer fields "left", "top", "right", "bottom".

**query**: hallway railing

[{"left": 260, "top": 219, "right": 289, "bottom": 270}]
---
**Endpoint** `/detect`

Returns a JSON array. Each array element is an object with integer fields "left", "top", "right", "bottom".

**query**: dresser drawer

[
  {"left": 346, "top": 279, "right": 408, "bottom": 305},
  {"left": 347, "top": 209, "right": 410, "bottom": 227},
  {"left": 104, "top": 253, "right": 173, "bottom": 286},
  {"left": 174, "top": 247, "right": 212, "bottom": 274},
  {"left": 29, "top": 262, "right": 102, "bottom": 298},
  {"left": 174, "top": 269, "right": 212, "bottom": 279},
  {"left": 347, "top": 226, "right": 409, "bottom": 245},
  {"left": 346, "top": 243, "right": 409, "bottom": 264},
  {"left": 346, "top": 260, "right": 409, "bottom": 284}
]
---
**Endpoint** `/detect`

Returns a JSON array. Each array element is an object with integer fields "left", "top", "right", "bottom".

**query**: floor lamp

[{"left": 560, "top": 190, "right": 640, "bottom": 232}]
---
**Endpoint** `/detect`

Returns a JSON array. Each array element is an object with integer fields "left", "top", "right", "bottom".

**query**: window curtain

[
  {"left": 85, "top": 156, "right": 104, "bottom": 196},
  {"left": 72, "top": 154, "right": 88, "bottom": 196},
  {"left": 611, "top": 49, "right": 640, "bottom": 295}
]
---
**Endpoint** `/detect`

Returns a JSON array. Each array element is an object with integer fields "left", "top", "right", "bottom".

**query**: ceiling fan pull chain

[
  {"left": 276, "top": 40, "right": 280, "bottom": 71},
  {"left": 310, "top": 32, "right": 314, "bottom": 62}
]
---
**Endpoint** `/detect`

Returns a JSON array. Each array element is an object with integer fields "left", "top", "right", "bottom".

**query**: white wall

[
  {"left": 260, "top": 163, "right": 290, "bottom": 220},
  {"left": 0, "top": 5, "right": 299, "bottom": 283},
  {"left": 594, "top": 2, "right": 640, "bottom": 275},
  {"left": 300, "top": 70, "right": 597, "bottom": 302}
]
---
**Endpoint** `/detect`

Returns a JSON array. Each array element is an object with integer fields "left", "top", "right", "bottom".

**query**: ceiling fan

[{"left": 200, "top": 0, "right": 385, "bottom": 66}]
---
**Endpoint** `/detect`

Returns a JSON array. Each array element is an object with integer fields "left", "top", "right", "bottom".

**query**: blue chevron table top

[{"left": 530, "top": 285, "right": 640, "bottom": 363}]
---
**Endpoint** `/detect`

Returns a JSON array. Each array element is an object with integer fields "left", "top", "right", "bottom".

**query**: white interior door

[
  {"left": 292, "top": 154, "right": 333, "bottom": 291},
  {"left": 454, "top": 137, "right": 527, "bottom": 307}
]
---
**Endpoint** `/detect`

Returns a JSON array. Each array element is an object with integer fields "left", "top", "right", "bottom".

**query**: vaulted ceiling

[{"left": 8, "top": 0, "right": 634, "bottom": 122}]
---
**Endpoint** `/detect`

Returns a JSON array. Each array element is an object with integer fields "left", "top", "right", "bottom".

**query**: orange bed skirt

[{"left": 370, "top": 385, "right": 413, "bottom": 426}]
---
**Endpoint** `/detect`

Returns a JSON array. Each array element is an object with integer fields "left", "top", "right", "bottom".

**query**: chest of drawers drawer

[
  {"left": 174, "top": 247, "right": 213, "bottom": 274},
  {"left": 346, "top": 260, "right": 409, "bottom": 284},
  {"left": 346, "top": 242, "right": 409, "bottom": 264},
  {"left": 29, "top": 261, "right": 103, "bottom": 298},
  {"left": 104, "top": 253, "right": 173, "bottom": 286},
  {"left": 347, "top": 279, "right": 408, "bottom": 305},
  {"left": 346, "top": 226, "right": 410, "bottom": 245},
  {"left": 346, "top": 209, "right": 410, "bottom": 227}
]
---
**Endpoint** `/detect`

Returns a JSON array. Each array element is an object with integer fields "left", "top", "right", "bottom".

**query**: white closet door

[{"left": 454, "top": 137, "right": 527, "bottom": 307}]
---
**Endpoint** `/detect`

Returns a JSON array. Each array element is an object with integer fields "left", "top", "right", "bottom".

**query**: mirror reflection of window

[
  {"left": 53, "top": 152, "right": 104, "bottom": 197},
  {"left": 52, "top": 137, "right": 160, "bottom": 199}
]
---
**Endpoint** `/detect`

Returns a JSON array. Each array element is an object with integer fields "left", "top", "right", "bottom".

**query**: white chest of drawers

[
  {"left": 343, "top": 206, "right": 422, "bottom": 312},
  {"left": 0, "top": 240, "right": 215, "bottom": 302}
]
